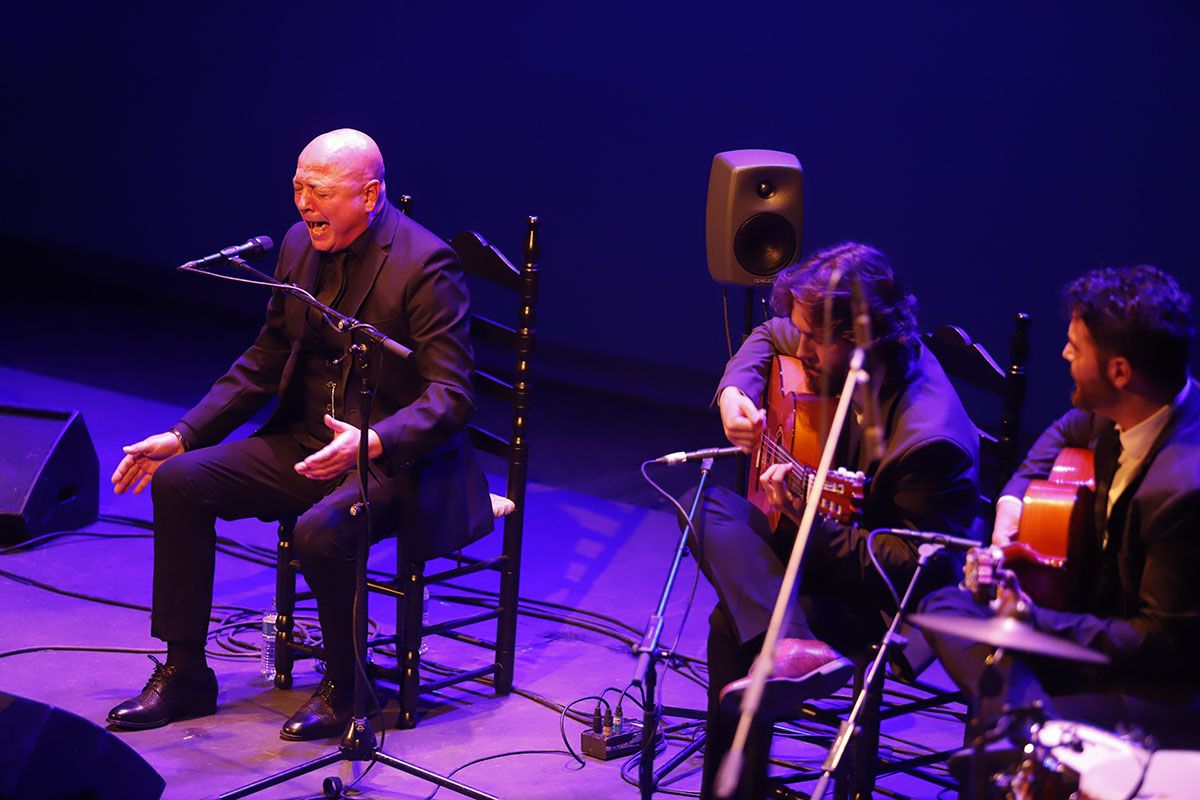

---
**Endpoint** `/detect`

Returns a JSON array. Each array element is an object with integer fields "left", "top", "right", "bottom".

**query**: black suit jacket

[
  {"left": 1003, "top": 380, "right": 1200, "bottom": 685},
  {"left": 718, "top": 317, "right": 982, "bottom": 543},
  {"left": 176, "top": 201, "right": 493, "bottom": 559}
]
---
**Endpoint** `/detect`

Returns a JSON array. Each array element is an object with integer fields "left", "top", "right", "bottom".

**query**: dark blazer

[
  {"left": 1003, "top": 380, "right": 1200, "bottom": 685},
  {"left": 718, "top": 317, "right": 982, "bottom": 542},
  {"left": 176, "top": 201, "right": 494, "bottom": 559}
]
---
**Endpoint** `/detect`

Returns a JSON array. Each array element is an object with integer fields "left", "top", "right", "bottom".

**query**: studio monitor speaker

[
  {"left": 0, "top": 405, "right": 99, "bottom": 545},
  {"left": 706, "top": 149, "right": 804, "bottom": 286},
  {"left": 0, "top": 691, "right": 165, "bottom": 800}
]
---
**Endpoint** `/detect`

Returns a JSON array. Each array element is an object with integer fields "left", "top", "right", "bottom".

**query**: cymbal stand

[{"left": 811, "top": 543, "right": 943, "bottom": 798}]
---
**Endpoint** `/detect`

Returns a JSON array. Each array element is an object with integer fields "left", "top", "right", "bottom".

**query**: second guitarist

[
  {"left": 921, "top": 264, "right": 1200, "bottom": 751},
  {"left": 683, "top": 242, "right": 982, "bottom": 800}
]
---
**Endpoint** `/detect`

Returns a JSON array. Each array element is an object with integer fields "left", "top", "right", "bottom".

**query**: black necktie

[
  {"left": 1092, "top": 424, "right": 1123, "bottom": 549},
  {"left": 315, "top": 251, "right": 349, "bottom": 308}
]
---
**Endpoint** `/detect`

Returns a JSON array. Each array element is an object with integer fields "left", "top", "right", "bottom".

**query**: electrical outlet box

[{"left": 580, "top": 719, "right": 650, "bottom": 761}]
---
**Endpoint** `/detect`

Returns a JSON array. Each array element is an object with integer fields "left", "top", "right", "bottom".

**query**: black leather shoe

[
  {"left": 107, "top": 656, "right": 218, "bottom": 730},
  {"left": 280, "top": 678, "right": 353, "bottom": 741}
]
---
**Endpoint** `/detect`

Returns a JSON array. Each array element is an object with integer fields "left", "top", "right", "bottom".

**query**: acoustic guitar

[
  {"left": 1002, "top": 447, "right": 1094, "bottom": 609},
  {"left": 747, "top": 354, "right": 867, "bottom": 529}
]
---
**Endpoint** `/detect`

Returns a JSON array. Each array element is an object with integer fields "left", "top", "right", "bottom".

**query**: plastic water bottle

[{"left": 260, "top": 603, "right": 278, "bottom": 679}]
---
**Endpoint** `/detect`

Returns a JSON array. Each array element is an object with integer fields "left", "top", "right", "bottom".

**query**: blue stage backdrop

[{"left": 4, "top": 2, "right": 1198, "bottom": 435}]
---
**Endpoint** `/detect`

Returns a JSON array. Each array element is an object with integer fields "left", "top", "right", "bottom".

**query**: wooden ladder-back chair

[{"left": 923, "top": 313, "right": 1031, "bottom": 511}]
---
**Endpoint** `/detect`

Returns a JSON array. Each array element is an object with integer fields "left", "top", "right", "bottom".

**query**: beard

[
  {"left": 1071, "top": 371, "right": 1119, "bottom": 412},
  {"left": 802, "top": 362, "right": 849, "bottom": 397}
]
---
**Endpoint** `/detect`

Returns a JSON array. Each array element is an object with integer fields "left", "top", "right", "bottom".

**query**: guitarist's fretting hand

[
  {"left": 761, "top": 462, "right": 804, "bottom": 519},
  {"left": 719, "top": 386, "right": 766, "bottom": 452},
  {"left": 964, "top": 547, "right": 1035, "bottom": 619},
  {"left": 993, "top": 569, "right": 1035, "bottom": 620}
]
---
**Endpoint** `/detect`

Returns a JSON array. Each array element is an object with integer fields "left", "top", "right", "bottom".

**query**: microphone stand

[
  {"left": 182, "top": 256, "right": 497, "bottom": 800},
  {"left": 631, "top": 457, "right": 716, "bottom": 799},
  {"left": 810, "top": 542, "right": 943, "bottom": 799},
  {"left": 715, "top": 347, "right": 868, "bottom": 799}
]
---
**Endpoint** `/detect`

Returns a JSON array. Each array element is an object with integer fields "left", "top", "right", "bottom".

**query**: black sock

[
  {"left": 166, "top": 642, "right": 207, "bottom": 671},
  {"left": 324, "top": 657, "right": 357, "bottom": 686}
]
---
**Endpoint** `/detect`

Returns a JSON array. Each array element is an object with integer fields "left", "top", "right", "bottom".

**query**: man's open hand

[
  {"left": 294, "top": 415, "right": 383, "bottom": 480},
  {"left": 112, "top": 432, "right": 185, "bottom": 494}
]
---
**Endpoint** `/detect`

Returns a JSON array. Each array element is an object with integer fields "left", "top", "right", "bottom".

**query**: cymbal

[{"left": 909, "top": 612, "right": 1110, "bottom": 664}]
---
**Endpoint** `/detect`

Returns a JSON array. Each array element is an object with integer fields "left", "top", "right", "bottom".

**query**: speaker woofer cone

[{"left": 733, "top": 212, "right": 796, "bottom": 276}]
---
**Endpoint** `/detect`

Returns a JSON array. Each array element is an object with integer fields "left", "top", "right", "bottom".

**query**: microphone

[
  {"left": 180, "top": 236, "right": 274, "bottom": 269},
  {"left": 851, "top": 275, "right": 886, "bottom": 466},
  {"left": 654, "top": 446, "right": 743, "bottom": 465},
  {"left": 874, "top": 528, "right": 981, "bottom": 551}
]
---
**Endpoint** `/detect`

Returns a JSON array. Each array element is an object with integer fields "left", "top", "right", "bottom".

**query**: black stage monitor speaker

[
  {"left": 706, "top": 149, "right": 804, "bottom": 286},
  {"left": 0, "top": 405, "right": 99, "bottom": 545},
  {"left": 0, "top": 691, "right": 165, "bottom": 800}
]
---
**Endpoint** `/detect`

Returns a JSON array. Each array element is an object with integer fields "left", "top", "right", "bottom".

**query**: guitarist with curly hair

[{"left": 686, "top": 242, "right": 982, "bottom": 799}]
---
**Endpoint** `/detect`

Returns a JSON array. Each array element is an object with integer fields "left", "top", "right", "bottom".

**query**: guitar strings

[{"left": 755, "top": 436, "right": 860, "bottom": 517}]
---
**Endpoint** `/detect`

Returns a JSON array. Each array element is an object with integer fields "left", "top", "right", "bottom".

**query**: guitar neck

[{"left": 757, "top": 436, "right": 865, "bottom": 523}]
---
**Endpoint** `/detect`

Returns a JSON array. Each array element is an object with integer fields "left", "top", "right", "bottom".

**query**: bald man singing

[{"left": 107, "top": 129, "right": 492, "bottom": 740}]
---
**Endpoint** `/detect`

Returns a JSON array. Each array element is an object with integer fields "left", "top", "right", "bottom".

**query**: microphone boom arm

[{"left": 179, "top": 255, "right": 412, "bottom": 360}]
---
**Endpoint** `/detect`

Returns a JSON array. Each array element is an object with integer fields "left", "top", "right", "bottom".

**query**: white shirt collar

[{"left": 1116, "top": 380, "right": 1190, "bottom": 464}]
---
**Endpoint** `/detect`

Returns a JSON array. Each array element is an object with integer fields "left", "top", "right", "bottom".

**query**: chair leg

[
  {"left": 494, "top": 528, "right": 520, "bottom": 696},
  {"left": 397, "top": 555, "right": 424, "bottom": 729},
  {"left": 274, "top": 517, "right": 297, "bottom": 690}
]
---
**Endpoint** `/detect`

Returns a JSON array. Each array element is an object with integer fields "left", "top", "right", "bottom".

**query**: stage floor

[{"left": 0, "top": 359, "right": 963, "bottom": 799}]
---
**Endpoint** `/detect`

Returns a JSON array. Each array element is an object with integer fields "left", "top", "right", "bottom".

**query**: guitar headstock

[{"left": 813, "top": 467, "right": 866, "bottom": 524}]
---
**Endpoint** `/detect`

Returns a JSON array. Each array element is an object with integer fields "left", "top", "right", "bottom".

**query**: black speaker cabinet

[
  {"left": 0, "top": 691, "right": 165, "bottom": 800},
  {"left": 706, "top": 149, "right": 804, "bottom": 286},
  {"left": 0, "top": 405, "right": 99, "bottom": 545}
]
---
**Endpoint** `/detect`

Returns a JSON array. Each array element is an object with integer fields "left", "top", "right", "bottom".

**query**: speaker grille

[
  {"left": 0, "top": 413, "right": 64, "bottom": 512},
  {"left": 733, "top": 212, "right": 797, "bottom": 276}
]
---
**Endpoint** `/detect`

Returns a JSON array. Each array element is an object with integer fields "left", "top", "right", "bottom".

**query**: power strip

[{"left": 581, "top": 717, "right": 651, "bottom": 761}]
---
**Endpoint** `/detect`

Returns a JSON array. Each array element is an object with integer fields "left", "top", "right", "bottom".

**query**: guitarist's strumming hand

[
  {"left": 761, "top": 462, "right": 804, "bottom": 520},
  {"left": 719, "top": 386, "right": 766, "bottom": 453},
  {"left": 991, "top": 495, "right": 1023, "bottom": 547}
]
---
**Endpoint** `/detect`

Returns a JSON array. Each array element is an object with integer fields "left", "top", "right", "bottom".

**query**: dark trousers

[
  {"left": 150, "top": 434, "right": 405, "bottom": 681},
  {"left": 684, "top": 485, "right": 956, "bottom": 799},
  {"left": 703, "top": 607, "right": 775, "bottom": 800},
  {"left": 919, "top": 585, "right": 1200, "bottom": 749},
  {"left": 684, "top": 487, "right": 945, "bottom": 651}
]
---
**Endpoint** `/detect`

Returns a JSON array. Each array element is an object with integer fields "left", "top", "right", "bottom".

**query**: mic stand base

[{"left": 218, "top": 716, "right": 498, "bottom": 800}]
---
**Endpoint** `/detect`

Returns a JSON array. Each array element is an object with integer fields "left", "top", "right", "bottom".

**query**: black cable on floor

[
  {"left": 3, "top": 517, "right": 961, "bottom": 796},
  {"left": 420, "top": 749, "right": 578, "bottom": 800}
]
